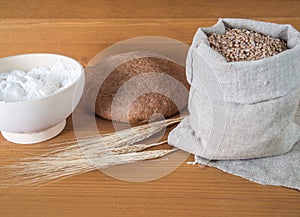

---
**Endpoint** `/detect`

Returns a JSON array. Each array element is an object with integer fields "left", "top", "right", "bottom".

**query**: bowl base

[{"left": 1, "top": 120, "right": 66, "bottom": 144}]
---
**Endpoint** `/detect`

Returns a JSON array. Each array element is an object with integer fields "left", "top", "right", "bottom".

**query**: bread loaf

[{"left": 84, "top": 51, "right": 189, "bottom": 123}]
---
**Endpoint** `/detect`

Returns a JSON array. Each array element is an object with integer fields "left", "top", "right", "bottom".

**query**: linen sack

[{"left": 169, "top": 18, "right": 300, "bottom": 160}]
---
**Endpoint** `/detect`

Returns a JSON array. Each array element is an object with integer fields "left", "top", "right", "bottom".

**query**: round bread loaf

[{"left": 84, "top": 51, "right": 189, "bottom": 123}]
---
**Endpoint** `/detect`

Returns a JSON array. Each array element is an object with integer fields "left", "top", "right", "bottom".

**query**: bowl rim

[{"left": 0, "top": 53, "right": 84, "bottom": 105}]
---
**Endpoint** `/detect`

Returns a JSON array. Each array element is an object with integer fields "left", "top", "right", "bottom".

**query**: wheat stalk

[{"left": 0, "top": 116, "right": 183, "bottom": 186}]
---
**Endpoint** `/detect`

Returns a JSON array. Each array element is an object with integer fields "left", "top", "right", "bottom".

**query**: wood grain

[
  {"left": 0, "top": 0, "right": 299, "bottom": 217},
  {"left": 1, "top": 18, "right": 299, "bottom": 64},
  {"left": 0, "top": 0, "right": 300, "bottom": 19}
]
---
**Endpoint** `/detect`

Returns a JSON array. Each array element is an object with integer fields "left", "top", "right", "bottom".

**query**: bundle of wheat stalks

[{"left": 0, "top": 116, "right": 183, "bottom": 186}]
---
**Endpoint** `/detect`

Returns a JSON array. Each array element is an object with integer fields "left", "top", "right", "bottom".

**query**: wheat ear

[{"left": 0, "top": 116, "right": 183, "bottom": 186}]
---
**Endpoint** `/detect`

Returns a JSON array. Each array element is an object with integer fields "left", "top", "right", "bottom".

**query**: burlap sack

[{"left": 169, "top": 18, "right": 300, "bottom": 160}]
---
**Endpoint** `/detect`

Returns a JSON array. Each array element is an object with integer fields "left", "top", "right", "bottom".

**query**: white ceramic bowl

[{"left": 0, "top": 53, "right": 85, "bottom": 144}]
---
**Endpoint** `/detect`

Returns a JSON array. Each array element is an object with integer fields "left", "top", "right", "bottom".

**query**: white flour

[{"left": 0, "top": 61, "right": 80, "bottom": 102}]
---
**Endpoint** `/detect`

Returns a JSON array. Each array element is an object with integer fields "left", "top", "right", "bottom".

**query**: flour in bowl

[{"left": 0, "top": 61, "right": 80, "bottom": 102}]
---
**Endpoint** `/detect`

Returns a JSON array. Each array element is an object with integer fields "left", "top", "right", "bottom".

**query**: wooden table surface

[{"left": 0, "top": 1, "right": 299, "bottom": 216}]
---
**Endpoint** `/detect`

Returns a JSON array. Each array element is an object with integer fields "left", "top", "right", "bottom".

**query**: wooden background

[{"left": 0, "top": 0, "right": 299, "bottom": 216}]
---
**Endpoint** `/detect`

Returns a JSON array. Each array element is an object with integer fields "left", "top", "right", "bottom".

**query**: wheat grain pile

[{"left": 208, "top": 28, "right": 288, "bottom": 62}]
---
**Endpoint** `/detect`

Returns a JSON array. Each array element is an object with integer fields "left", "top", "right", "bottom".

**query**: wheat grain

[{"left": 208, "top": 28, "right": 288, "bottom": 62}]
